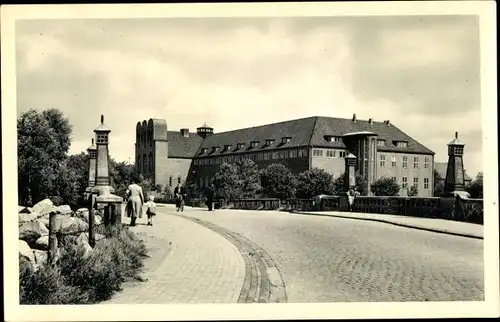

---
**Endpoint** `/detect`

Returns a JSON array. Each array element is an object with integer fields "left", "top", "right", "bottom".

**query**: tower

[
  {"left": 91, "top": 115, "right": 115, "bottom": 194},
  {"left": 84, "top": 138, "right": 97, "bottom": 199},
  {"left": 197, "top": 123, "right": 214, "bottom": 139},
  {"left": 444, "top": 131, "right": 469, "bottom": 198}
]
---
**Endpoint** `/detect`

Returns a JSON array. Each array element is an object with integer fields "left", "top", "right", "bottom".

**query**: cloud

[{"left": 15, "top": 16, "right": 483, "bottom": 177}]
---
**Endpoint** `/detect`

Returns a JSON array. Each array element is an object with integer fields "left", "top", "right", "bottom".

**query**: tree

[
  {"left": 236, "top": 159, "right": 261, "bottom": 198},
  {"left": 370, "top": 177, "right": 401, "bottom": 196},
  {"left": 260, "top": 163, "right": 297, "bottom": 200},
  {"left": 434, "top": 169, "right": 444, "bottom": 197},
  {"left": 109, "top": 159, "right": 135, "bottom": 197},
  {"left": 213, "top": 162, "right": 242, "bottom": 201},
  {"left": 66, "top": 152, "right": 89, "bottom": 195},
  {"left": 466, "top": 172, "right": 483, "bottom": 198},
  {"left": 408, "top": 185, "right": 419, "bottom": 197},
  {"left": 333, "top": 171, "right": 368, "bottom": 196},
  {"left": 296, "top": 168, "right": 335, "bottom": 199},
  {"left": 17, "top": 109, "right": 72, "bottom": 206}
]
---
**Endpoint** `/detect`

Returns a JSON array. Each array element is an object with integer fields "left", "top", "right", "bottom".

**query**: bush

[
  {"left": 370, "top": 177, "right": 401, "bottom": 196},
  {"left": 260, "top": 163, "right": 297, "bottom": 200},
  {"left": 213, "top": 163, "right": 242, "bottom": 201},
  {"left": 296, "top": 168, "right": 335, "bottom": 199},
  {"left": 333, "top": 171, "right": 368, "bottom": 196},
  {"left": 408, "top": 185, "right": 418, "bottom": 197},
  {"left": 20, "top": 226, "right": 148, "bottom": 304},
  {"left": 466, "top": 172, "right": 483, "bottom": 198}
]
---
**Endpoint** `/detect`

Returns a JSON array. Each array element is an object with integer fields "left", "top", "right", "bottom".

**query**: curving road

[{"left": 184, "top": 208, "right": 484, "bottom": 302}]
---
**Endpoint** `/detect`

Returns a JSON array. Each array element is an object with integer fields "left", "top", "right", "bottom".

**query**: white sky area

[{"left": 16, "top": 16, "right": 483, "bottom": 178}]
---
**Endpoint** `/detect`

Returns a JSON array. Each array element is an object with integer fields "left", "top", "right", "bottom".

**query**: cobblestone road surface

[{"left": 183, "top": 207, "right": 484, "bottom": 302}]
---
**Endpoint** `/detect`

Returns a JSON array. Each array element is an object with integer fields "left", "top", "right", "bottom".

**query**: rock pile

[{"left": 18, "top": 198, "right": 105, "bottom": 270}]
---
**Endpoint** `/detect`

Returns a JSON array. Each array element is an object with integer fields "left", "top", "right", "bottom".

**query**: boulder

[
  {"left": 32, "top": 198, "right": 55, "bottom": 216},
  {"left": 33, "top": 249, "right": 48, "bottom": 265},
  {"left": 76, "top": 232, "right": 106, "bottom": 245},
  {"left": 19, "top": 220, "right": 49, "bottom": 245},
  {"left": 18, "top": 212, "right": 37, "bottom": 224},
  {"left": 57, "top": 205, "right": 73, "bottom": 215},
  {"left": 79, "top": 241, "right": 93, "bottom": 258},
  {"left": 38, "top": 214, "right": 50, "bottom": 228},
  {"left": 95, "top": 215, "right": 103, "bottom": 225},
  {"left": 35, "top": 236, "right": 49, "bottom": 250},
  {"left": 19, "top": 240, "right": 35, "bottom": 262},
  {"left": 57, "top": 216, "right": 89, "bottom": 235},
  {"left": 18, "top": 206, "right": 32, "bottom": 214},
  {"left": 75, "top": 208, "right": 90, "bottom": 222}
]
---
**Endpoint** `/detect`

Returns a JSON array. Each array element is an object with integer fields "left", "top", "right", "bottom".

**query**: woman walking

[{"left": 126, "top": 177, "right": 144, "bottom": 226}]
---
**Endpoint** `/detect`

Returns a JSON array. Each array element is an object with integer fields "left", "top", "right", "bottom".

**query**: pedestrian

[
  {"left": 146, "top": 195, "right": 156, "bottom": 226},
  {"left": 126, "top": 177, "right": 144, "bottom": 226},
  {"left": 174, "top": 183, "right": 184, "bottom": 212},
  {"left": 205, "top": 183, "right": 215, "bottom": 211},
  {"left": 347, "top": 188, "right": 355, "bottom": 212}
]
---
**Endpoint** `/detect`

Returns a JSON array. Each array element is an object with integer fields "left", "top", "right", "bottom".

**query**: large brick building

[{"left": 135, "top": 114, "right": 436, "bottom": 197}]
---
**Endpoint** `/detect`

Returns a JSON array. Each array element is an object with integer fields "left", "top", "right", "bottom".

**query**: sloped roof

[
  {"left": 435, "top": 162, "right": 472, "bottom": 181},
  {"left": 197, "top": 117, "right": 317, "bottom": 155},
  {"left": 167, "top": 131, "right": 204, "bottom": 158},
  {"left": 195, "top": 116, "right": 434, "bottom": 156},
  {"left": 310, "top": 117, "right": 434, "bottom": 154}
]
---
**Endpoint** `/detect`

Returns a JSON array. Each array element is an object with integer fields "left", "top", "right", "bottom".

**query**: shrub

[
  {"left": 408, "top": 185, "right": 418, "bottom": 197},
  {"left": 370, "top": 177, "right": 401, "bottom": 196},
  {"left": 333, "top": 171, "right": 368, "bottom": 196},
  {"left": 296, "top": 168, "right": 335, "bottom": 199},
  {"left": 466, "top": 172, "right": 483, "bottom": 198},
  {"left": 213, "top": 163, "right": 242, "bottom": 201},
  {"left": 260, "top": 163, "right": 297, "bottom": 200}
]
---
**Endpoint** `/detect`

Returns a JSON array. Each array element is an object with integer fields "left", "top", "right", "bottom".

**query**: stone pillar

[
  {"left": 84, "top": 138, "right": 97, "bottom": 200},
  {"left": 366, "top": 135, "right": 378, "bottom": 195},
  {"left": 344, "top": 153, "right": 357, "bottom": 192},
  {"left": 444, "top": 131, "right": 470, "bottom": 198}
]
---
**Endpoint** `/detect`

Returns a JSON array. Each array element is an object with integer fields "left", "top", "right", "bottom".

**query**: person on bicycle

[{"left": 174, "top": 183, "right": 185, "bottom": 212}]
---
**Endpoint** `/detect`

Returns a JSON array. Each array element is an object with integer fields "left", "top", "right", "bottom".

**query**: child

[{"left": 146, "top": 195, "right": 156, "bottom": 226}]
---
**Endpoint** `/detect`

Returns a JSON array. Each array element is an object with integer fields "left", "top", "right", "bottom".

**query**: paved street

[{"left": 176, "top": 207, "right": 484, "bottom": 302}]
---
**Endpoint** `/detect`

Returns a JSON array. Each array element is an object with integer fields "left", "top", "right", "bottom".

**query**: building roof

[
  {"left": 435, "top": 162, "right": 472, "bottom": 181},
  {"left": 167, "top": 130, "right": 204, "bottom": 158},
  {"left": 195, "top": 116, "right": 434, "bottom": 157}
]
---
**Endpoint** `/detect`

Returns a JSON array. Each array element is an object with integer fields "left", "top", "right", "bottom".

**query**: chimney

[
  {"left": 180, "top": 128, "right": 189, "bottom": 137},
  {"left": 368, "top": 118, "right": 373, "bottom": 125},
  {"left": 352, "top": 113, "right": 357, "bottom": 123},
  {"left": 386, "top": 120, "right": 391, "bottom": 126}
]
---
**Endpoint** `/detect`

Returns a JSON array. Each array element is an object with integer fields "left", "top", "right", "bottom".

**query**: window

[
  {"left": 96, "top": 133, "right": 107, "bottom": 144},
  {"left": 413, "top": 157, "right": 419, "bottom": 169},
  {"left": 326, "top": 150, "right": 335, "bottom": 158},
  {"left": 236, "top": 143, "right": 244, "bottom": 150},
  {"left": 313, "top": 149, "right": 323, "bottom": 157},
  {"left": 402, "top": 177, "right": 408, "bottom": 189},
  {"left": 391, "top": 156, "right": 397, "bottom": 167},
  {"left": 380, "top": 154, "right": 386, "bottom": 167},
  {"left": 271, "top": 152, "right": 278, "bottom": 159},
  {"left": 424, "top": 157, "right": 430, "bottom": 168},
  {"left": 454, "top": 146, "right": 464, "bottom": 155},
  {"left": 264, "top": 152, "right": 270, "bottom": 160},
  {"left": 281, "top": 137, "right": 291, "bottom": 144},
  {"left": 391, "top": 176, "right": 397, "bottom": 182},
  {"left": 250, "top": 141, "right": 259, "bottom": 148},
  {"left": 169, "top": 176, "right": 172, "bottom": 187},
  {"left": 279, "top": 150, "right": 286, "bottom": 159},
  {"left": 395, "top": 141, "right": 408, "bottom": 148},
  {"left": 177, "top": 176, "right": 181, "bottom": 184},
  {"left": 143, "top": 155, "right": 147, "bottom": 173},
  {"left": 265, "top": 139, "right": 275, "bottom": 146},
  {"left": 289, "top": 149, "right": 298, "bottom": 158},
  {"left": 424, "top": 178, "right": 429, "bottom": 189},
  {"left": 339, "top": 151, "right": 346, "bottom": 158},
  {"left": 402, "top": 156, "right": 408, "bottom": 168},
  {"left": 413, "top": 177, "right": 418, "bottom": 188},
  {"left": 377, "top": 139, "right": 386, "bottom": 146}
]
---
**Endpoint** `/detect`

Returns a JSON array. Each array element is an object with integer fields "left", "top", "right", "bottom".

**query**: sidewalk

[
  {"left": 104, "top": 205, "right": 246, "bottom": 304},
  {"left": 293, "top": 210, "right": 483, "bottom": 239}
]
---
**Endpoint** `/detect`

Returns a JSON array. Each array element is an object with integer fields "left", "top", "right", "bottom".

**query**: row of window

[
  {"left": 193, "top": 148, "right": 309, "bottom": 166},
  {"left": 394, "top": 177, "right": 430, "bottom": 190},
  {"left": 168, "top": 176, "right": 182, "bottom": 187},
  {"left": 380, "top": 155, "right": 431, "bottom": 169},
  {"left": 377, "top": 139, "right": 408, "bottom": 148},
  {"left": 313, "top": 149, "right": 347, "bottom": 158},
  {"left": 137, "top": 153, "right": 154, "bottom": 173}
]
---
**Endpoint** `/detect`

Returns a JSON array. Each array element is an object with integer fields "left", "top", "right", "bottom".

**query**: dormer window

[
  {"left": 200, "top": 148, "right": 208, "bottom": 155},
  {"left": 324, "top": 135, "right": 341, "bottom": 143},
  {"left": 212, "top": 146, "right": 220, "bottom": 153},
  {"left": 281, "top": 137, "right": 291, "bottom": 144},
  {"left": 250, "top": 141, "right": 260, "bottom": 148},
  {"left": 236, "top": 143, "right": 245, "bottom": 150},
  {"left": 394, "top": 140, "right": 408, "bottom": 148},
  {"left": 377, "top": 139, "right": 386, "bottom": 146},
  {"left": 265, "top": 139, "right": 275, "bottom": 146},
  {"left": 223, "top": 144, "right": 232, "bottom": 152}
]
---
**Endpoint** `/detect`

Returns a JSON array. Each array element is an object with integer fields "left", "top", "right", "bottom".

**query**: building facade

[{"left": 135, "top": 115, "right": 436, "bottom": 197}]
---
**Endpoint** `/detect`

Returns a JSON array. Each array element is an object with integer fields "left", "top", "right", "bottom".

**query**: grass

[{"left": 19, "top": 225, "right": 149, "bottom": 304}]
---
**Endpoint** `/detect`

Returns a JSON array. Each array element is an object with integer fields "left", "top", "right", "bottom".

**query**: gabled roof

[
  {"left": 310, "top": 117, "right": 434, "bottom": 154},
  {"left": 196, "top": 117, "right": 317, "bottom": 156},
  {"left": 435, "top": 162, "right": 472, "bottom": 181},
  {"left": 167, "top": 131, "right": 204, "bottom": 158}
]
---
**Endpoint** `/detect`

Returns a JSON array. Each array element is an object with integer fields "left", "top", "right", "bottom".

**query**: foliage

[
  {"left": 213, "top": 162, "right": 242, "bottom": 201},
  {"left": 408, "top": 185, "right": 419, "bottom": 197},
  {"left": 66, "top": 152, "right": 89, "bottom": 195},
  {"left": 466, "top": 172, "right": 483, "bottom": 198},
  {"left": 20, "top": 226, "right": 148, "bottom": 304},
  {"left": 18, "top": 109, "right": 73, "bottom": 206},
  {"left": 236, "top": 159, "right": 262, "bottom": 198},
  {"left": 296, "top": 168, "right": 335, "bottom": 199},
  {"left": 370, "top": 177, "right": 401, "bottom": 196},
  {"left": 333, "top": 171, "right": 368, "bottom": 196},
  {"left": 154, "top": 184, "right": 164, "bottom": 193},
  {"left": 260, "top": 163, "right": 297, "bottom": 200},
  {"left": 137, "top": 175, "right": 154, "bottom": 200},
  {"left": 433, "top": 169, "right": 445, "bottom": 197},
  {"left": 109, "top": 159, "right": 135, "bottom": 198}
]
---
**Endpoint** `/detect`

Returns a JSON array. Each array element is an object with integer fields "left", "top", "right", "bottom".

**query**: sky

[{"left": 15, "top": 15, "right": 483, "bottom": 178}]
